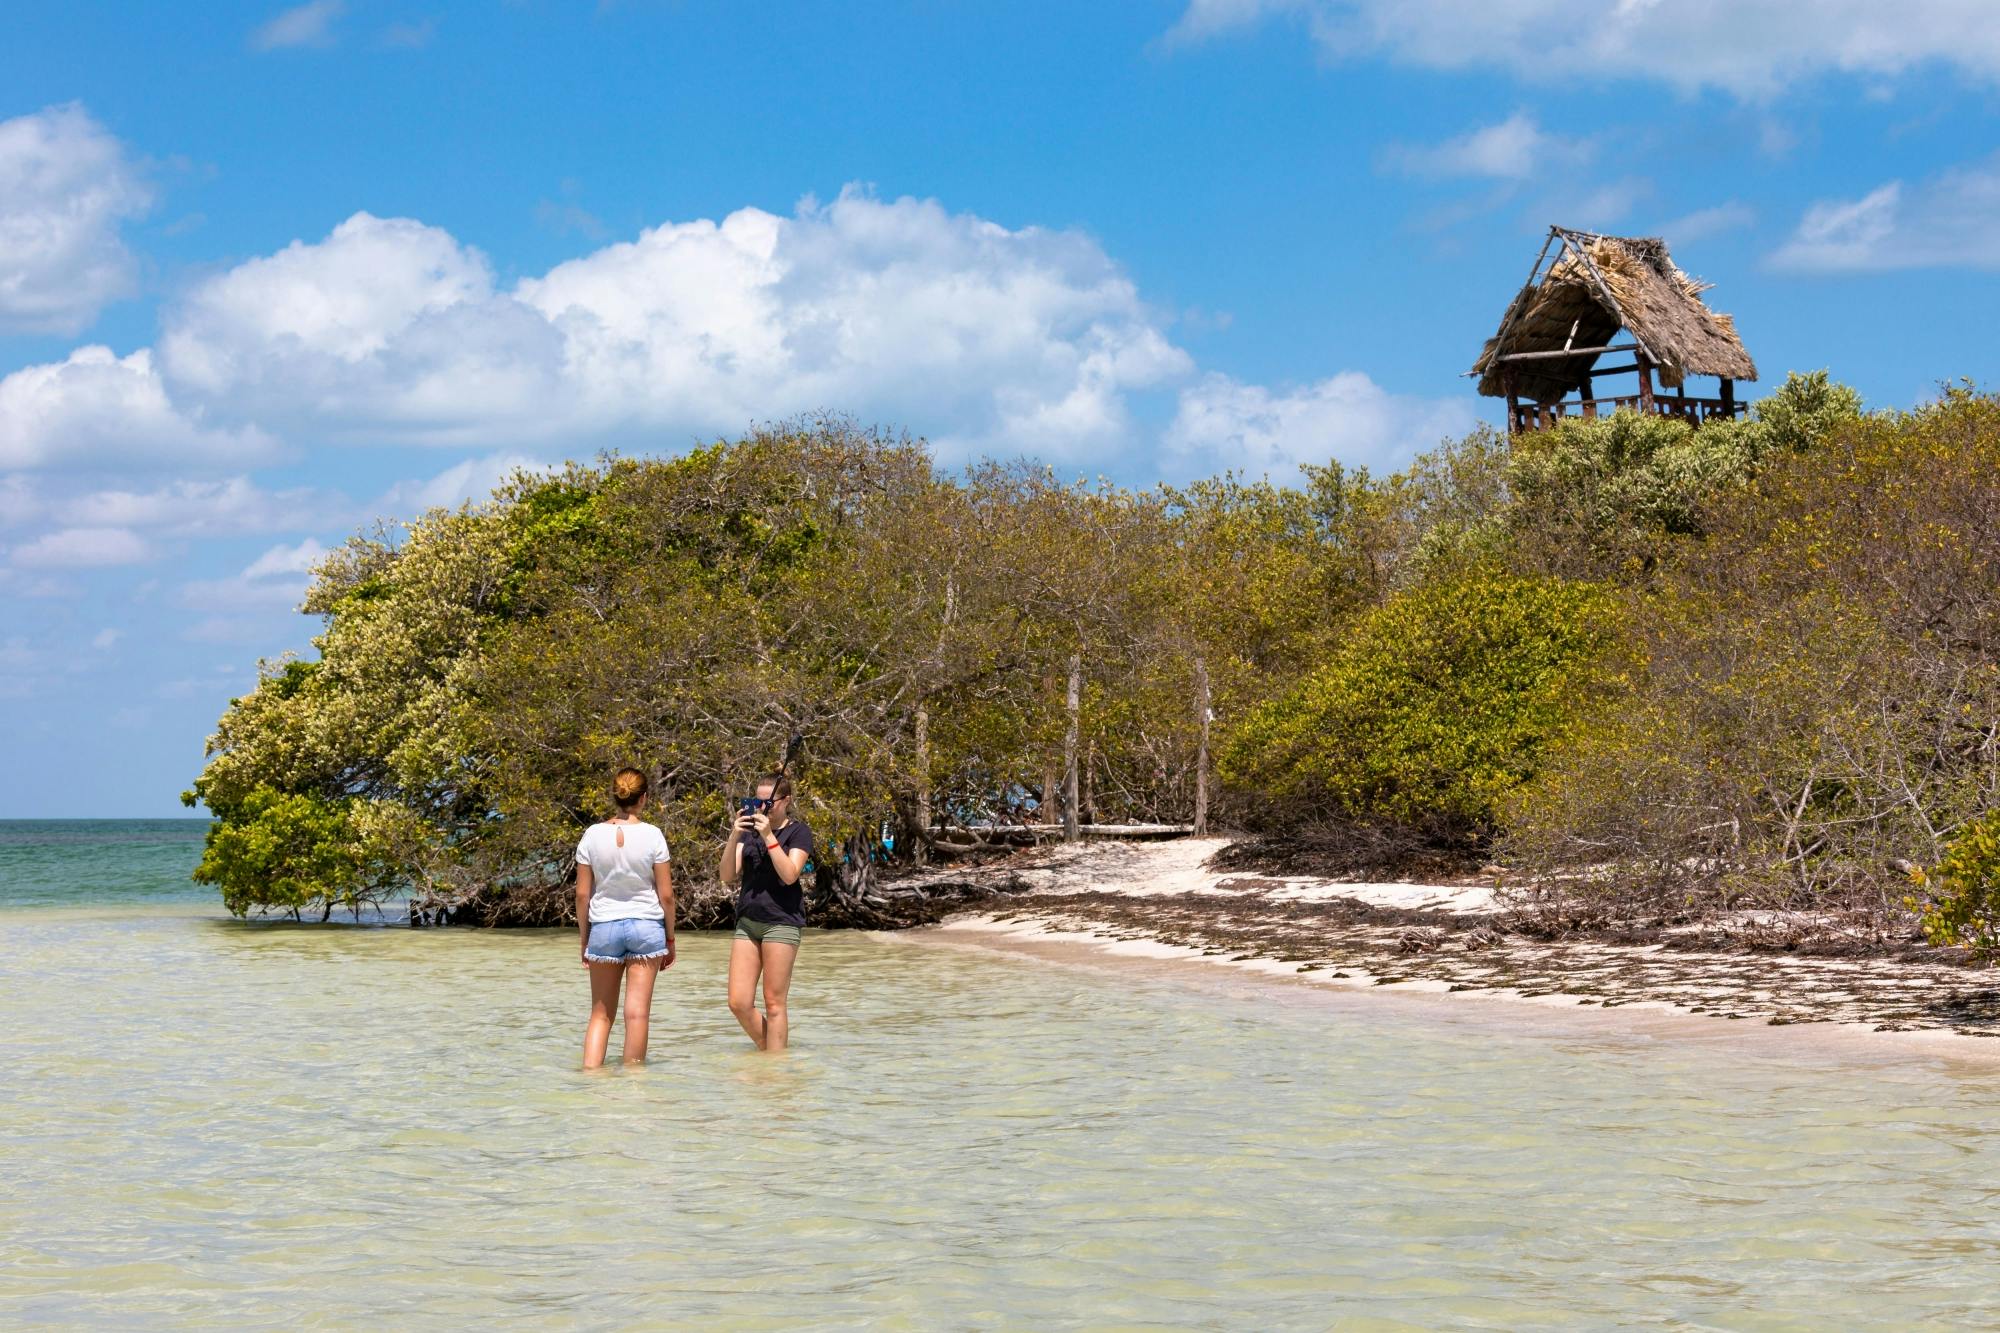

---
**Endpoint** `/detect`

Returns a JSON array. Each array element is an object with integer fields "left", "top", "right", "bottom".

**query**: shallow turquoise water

[
  {"left": 4, "top": 826, "right": 2000, "bottom": 1328},
  {"left": 0, "top": 819, "right": 209, "bottom": 909}
]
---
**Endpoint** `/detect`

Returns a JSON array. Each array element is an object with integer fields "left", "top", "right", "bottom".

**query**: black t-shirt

[{"left": 735, "top": 818, "right": 815, "bottom": 927}]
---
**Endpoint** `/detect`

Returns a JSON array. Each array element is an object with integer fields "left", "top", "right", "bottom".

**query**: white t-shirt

[{"left": 576, "top": 821, "right": 672, "bottom": 923}]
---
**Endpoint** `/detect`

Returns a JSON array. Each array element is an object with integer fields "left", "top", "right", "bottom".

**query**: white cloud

[
  {"left": 10, "top": 526, "right": 152, "bottom": 569},
  {"left": 0, "top": 633, "right": 45, "bottom": 697},
  {"left": 181, "top": 616, "right": 302, "bottom": 645},
  {"left": 165, "top": 213, "right": 495, "bottom": 370},
  {"left": 0, "top": 346, "right": 277, "bottom": 471},
  {"left": 57, "top": 477, "right": 329, "bottom": 536},
  {"left": 1164, "top": 371, "right": 1478, "bottom": 478},
  {"left": 1757, "top": 119, "right": 1798, "bottom": 159},
  {"left": 158, "top": 212, "right": 555, "bottom": 442},
  {"left": 371, "top": 452, "right": 547, "bottom": 518},
  {"left": 0, "top": 569, "right": 76, "bottom": 599},
  {"left": 1775, "top": 183, "right": 1900, "bottom": 270},
  {"left": 91, "top": 628, "right": 122, "bottom": 650},
  {"left": 535, "top": 198, "right": 606, "bottom": 240},
  {"left": 1390, "top": 113, "right": 1591, "bottom": 180},
  {"left": 1166, "top": 0, "right": 2000, "bottom": 96},
  {"left": 1164, "top": 0, "right": 1304, "bottom": 46},
  {"left": 179, "top": 578, "right": 303, "bottom": 613},
  {"left": 156, "top": 668, "right": 259, "bottom": 695},
  {"left": 381, "top": 18, "right": 437, "bottom": 49},
  {"left": 1771, "top": 155, "right": 2000, "bottom": 271},
  {"left": 1549, "top": 177, "right": 1652, "bottom": 233},
  {"left": 1655, "top": 201, "right": 1757, "bottom": 246},
  {"left": 241, "top": 537, "right": 328, "bottom": 579},
  {"left": 0, "top": 475, "right": 34, "bottom": 528},
  {"left": 180, "top": 538, "right": 326, "bottom": 612},
  {"left": 155, "top": 191, "right": 1191, "bottom": 461},
  {"left": 251, "top": 0, "right": 344, "bottom": 51},
  {"left": 1389, "top": 116, "right": 1650, "bottom": 239},
  {"left": 3, "top": 188, "right": 1475, "bottom": 515},
  {"left": 0, "top": 103, "right": 151, "bottom": 334}
]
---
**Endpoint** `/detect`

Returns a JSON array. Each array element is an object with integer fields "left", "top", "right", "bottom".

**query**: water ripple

[{"left": 3, "top": 906, "right": 2000, "bottom": 1327}]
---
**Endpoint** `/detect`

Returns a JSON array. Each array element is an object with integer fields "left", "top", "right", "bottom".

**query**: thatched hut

[{"left": 1471, "top": 227, "right": 1757, "bottom": 434}]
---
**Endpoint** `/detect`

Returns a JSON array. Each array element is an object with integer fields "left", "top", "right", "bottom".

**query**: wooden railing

[{"left": 1509, "top": 393, "right": 1745, "bottom": 434}]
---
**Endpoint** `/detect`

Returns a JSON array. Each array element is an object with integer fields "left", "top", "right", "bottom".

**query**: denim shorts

[{"left": 585, "top": 917, "right": 669, "bottom": 963}]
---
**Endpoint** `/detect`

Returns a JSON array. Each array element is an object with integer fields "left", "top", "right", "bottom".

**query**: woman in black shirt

[{"left": 717, "top": 772, "right": 815, "bottom": 1051}]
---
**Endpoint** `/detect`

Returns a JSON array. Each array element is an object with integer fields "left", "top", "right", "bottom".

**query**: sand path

[{"left": 900, "top": 837, "right": 2000, "bottom": 1049}]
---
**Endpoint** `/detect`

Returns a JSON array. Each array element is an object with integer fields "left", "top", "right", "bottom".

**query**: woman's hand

[
  {"left": 663, "top": 936, "right": 677, "bottom": 969},
  {"left": 580, "top": 943, "right": 591, "bottom": 968},
  {"left": 750, "top": 809, "right": 774, "bottom": 839}
]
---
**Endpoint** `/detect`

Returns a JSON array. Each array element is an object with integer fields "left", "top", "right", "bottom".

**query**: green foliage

[
  {"left": 1480, "top": 370, "right": 1866, "bottom": 582},
  {"left": 193, "top": 787, "right": 382, "bottom": 918},
  {"left": 1509, "top": 387, "right": 2000, "bottom": 910},
  {"left": 186, "top": 489, "right": 520, "bottom": 914},
  {"left": 1220, "top": 568, "right": 1620, "bottom": 832},
  {"left": 1374, "top": 425, "right": 1515, "bottom": 581},
  {"left": 493, "top": 466, "right": 627, "bottom": 609},
  {"left": 196, "top": 370, "right": 1953, "bottom": 930},
  {"left": 467, "top": 425, "right": 950, "bottom": 907},
  {"left": 1507, "top": 409, "right": 1753, "bottom": 572},
  {"left": 1912, "top": 813, "right": 2000, "bottom": 949},
  {"left": 1753, "top": 368, "right": 1864, "bottom": 454},
  {"left": 270, "top": 660, "right": 318, "bottom": 700}
]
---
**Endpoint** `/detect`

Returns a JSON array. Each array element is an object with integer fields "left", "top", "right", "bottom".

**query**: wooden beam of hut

[
  {"left": 1470, "top": 229, "right": 1757, "bottom": 412},
  {"left": 1557, "top": 229, "right": 1660, "bottom": 367},
  {"left": 1497, "top": 342, "right": 1638, "bottom": 362},
  {"left": 1487, "top": 227, "right": 1561, "bottom": 361}
]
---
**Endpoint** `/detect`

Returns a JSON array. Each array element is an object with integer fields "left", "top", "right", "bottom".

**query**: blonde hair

[
  {"left": 757, "top": 772, "right": 794, "bottom": 801},
  {"left": 612, "top": 767, "right": 649, "bottom": 810}
]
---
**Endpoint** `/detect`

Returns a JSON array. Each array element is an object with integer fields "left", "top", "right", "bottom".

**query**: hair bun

[{"left": 612, "top": 767, "right": 648, "bottom": 805}]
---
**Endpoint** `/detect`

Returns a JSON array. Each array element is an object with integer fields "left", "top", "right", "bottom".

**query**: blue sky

[{"left": 3, "top": 0, "right": 1997, "bottom": 817}]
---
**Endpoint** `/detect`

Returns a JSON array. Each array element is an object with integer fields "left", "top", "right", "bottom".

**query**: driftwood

[
  {"left": 411, "top": 869, "right": 1018, "bottom": 932},
  {"left": 800, "top": 831, "right": 1025, "bottom": 927},
  {"left": 928, "top": 823, "right": 1194, "bottom": 856},
  {"left": 410, "top": 824, "right": 1194, "bottom": 932}
]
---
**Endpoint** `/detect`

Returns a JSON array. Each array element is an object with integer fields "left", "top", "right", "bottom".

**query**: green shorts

[{"left": 733, "top": 916, "right": 802, "bottom": 948}]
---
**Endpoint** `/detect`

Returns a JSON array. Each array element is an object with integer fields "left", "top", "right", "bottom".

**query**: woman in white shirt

[{"left": 574, "top": 767, "right": 676, "bottom": 1069}]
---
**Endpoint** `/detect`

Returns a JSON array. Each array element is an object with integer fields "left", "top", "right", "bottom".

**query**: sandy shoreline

[{"left": 896, "top": 837, "right": 2000, "bottom": 1063}]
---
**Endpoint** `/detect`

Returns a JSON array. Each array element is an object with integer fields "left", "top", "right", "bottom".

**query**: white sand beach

[{"left": 906, "top": 837, "right": 2000, "bottom": 1061}]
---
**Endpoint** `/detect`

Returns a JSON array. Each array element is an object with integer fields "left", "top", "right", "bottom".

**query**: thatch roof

[{"left": 1471, "top": 229, "right": 1757, "bottom": 402}]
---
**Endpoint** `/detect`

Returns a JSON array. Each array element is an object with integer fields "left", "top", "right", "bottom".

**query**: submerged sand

[{"left": 901, "top": 837, "right": 2000, "bottom": 1054}]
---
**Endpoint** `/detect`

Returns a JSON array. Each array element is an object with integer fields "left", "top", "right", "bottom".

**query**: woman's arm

[
  {"left": 763, "top": 826, "right": 807, "bottom": 887},
  {"left": 654, "top": 861, "right": 677, "bottom": 967},
  {"left": 749, "top": 811, "right": 808, "bottom": 886},
  {"left": 575, "top": 863, "right": 593, "bottom": 965},
  {"left": 717, "top": 814, "right": 751, "bottom": 887}
]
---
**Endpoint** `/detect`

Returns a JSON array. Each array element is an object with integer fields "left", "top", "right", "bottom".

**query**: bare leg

[
  {"left": 727, "top": 937, "right": 767, "bottom": 1049},
  {"left": 621, "top": 958, "right": 659, "bottom": 1064},
  {"left": 583, "top": 961, "right": 623, "bottom": 1069},
  {"left": 759, "top": 940, "right": 798, "bottom": 1053}
]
